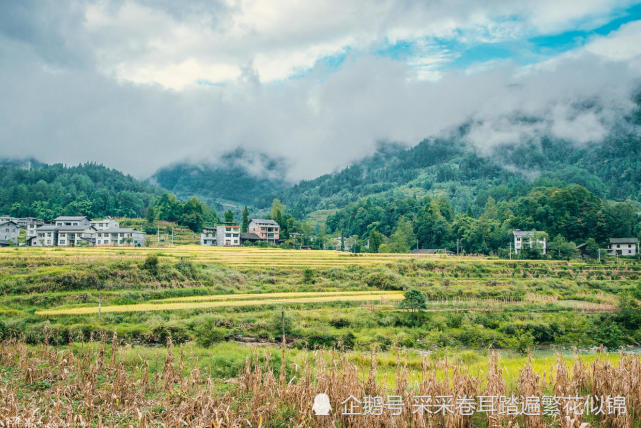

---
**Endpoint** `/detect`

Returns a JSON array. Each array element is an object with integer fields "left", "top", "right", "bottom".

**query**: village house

[
  {"left": 56, "top": 225, "right": 98, "bottom": 246},
  {"left": 54, "top": 216, "right": 91, "bottom": 228},
  {"left": 25, "top": 219, "right": 44, "bottom": 238},
  {"left": 95, "top": 227, "right": 146, "bottom": 247},
  {"left": 29, "top": 215, "right": 146, "bottom": 247},
  {"left": 216, "top": 223, "right": 240, "bottom": 246},
  {"left": 91, "top": 216, "right": 119, "bottom": 230},
  {"left": 200, "top": 227, "right": 217, "bottom": 246},
  {"left": 0, "top": 216, "right": 44, "bottom": 239},
  {"left": 513, "top": 230, "right": 547, "bottom": 255},
  {"left": 34, "top": 225, "right": 58, "bottom": 246},
  {"left": 0, "top": 220, "right": 19, "bottom": 245},
  {"left": 240, "top": 232, "right": 261, "bottom": 244},
  {"left": 607, "top": 238, "right": 639, "bottom": 256},
  {"left": 248, "top": 219, "right": 279, "bottom": 243}
]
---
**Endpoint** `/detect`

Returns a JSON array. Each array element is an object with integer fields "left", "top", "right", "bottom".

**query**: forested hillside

[
  {"left": 149, "top": 98, "right": 641, "bottom": 220},
  {"left": 282, "top": 128, "right": 641, "bottom": 217},
  {"left": 326, "top": 184, "right": 640, "bottom": 256},
  {"left": 0, "top": 161, "right": 162, "bottom": 221},
  {"left": 152, "top": 149, "right": 288, "bottom": 210}
]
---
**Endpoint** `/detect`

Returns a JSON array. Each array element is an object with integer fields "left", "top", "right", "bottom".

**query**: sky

[{"left": 1, "top": 0, "right": 641, "bottom": 181}]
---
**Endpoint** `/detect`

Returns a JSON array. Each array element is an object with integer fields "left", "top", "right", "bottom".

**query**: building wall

[
  {"left": 200, "top": 229, "right": 216, "bottom": 246},
  {"left": 608, "top": 243, "right": 638, "bottom": 256},
  {"left": 514, "top": 234, "right": 547, "bottom": 255},
  {"left": 216, "top": 225, "right": 240, "bottom": 246},
  {"left": 0, "top": 223, "right": 19, "bottom": 243},
  {"left": 248, "top": 221, "right": 279, "bottom": 241}
]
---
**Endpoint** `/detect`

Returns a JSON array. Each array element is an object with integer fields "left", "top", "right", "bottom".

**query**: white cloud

[
  {"left": 0, "top": 0, "right": 640, "bottom": 183},
  {"left": 77, "top": 0, "right": 638, "bottom": 88}
]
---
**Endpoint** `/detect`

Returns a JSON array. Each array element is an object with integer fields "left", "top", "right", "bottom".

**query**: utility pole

[
  {"left": 171, "top": 228, "right": 174, "bottom": 246},
  {"left": 281, "top": 308, "right": 286, "bottom": 344},
  {"left": 457, "top": 239, "right": 460, "bottom": 256},
  {"left": 157, "top": 225, "right": 159, "bottom": 246},
  {"left": 509, "top": 242, "right": 512, "bottom": 260},
  {"left": 98, "top": 283, "right": 103, "bottom": 318},
  {"left": 416, "top": 239, "right": 419, "bottom": 251},
  {"left": 598, "top": 248, "right": 601, "bottom": 263}
]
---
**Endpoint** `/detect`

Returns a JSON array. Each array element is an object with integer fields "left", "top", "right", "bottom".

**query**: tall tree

[
  {"left": 241, "top": 206, "right": 249, "bottom": 232},
  {"left": 224, "top": 209, "right": 234, "bottom": 223}
]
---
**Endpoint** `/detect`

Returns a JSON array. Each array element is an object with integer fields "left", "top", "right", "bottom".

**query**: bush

[
  {"left": 142, "top": 254, "right": 159, "bottom": 276},
  {"left": 196, "top": 326, "right": 228, "bottom": 347},
  {"left": 365, "top": 270, "right": 402, "bottom": 290},
  {"left": 302, "top": 268, "right": 315, "bottom": 284}
]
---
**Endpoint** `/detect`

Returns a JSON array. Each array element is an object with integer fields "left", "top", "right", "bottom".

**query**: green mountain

[
  {"left": 151, "top": 149, "right": 288, "bottom": 212},
  {"left": 0, "top": 161, "right": 163, "bottom": 221},
  {"left": 150, "top": 98, "right": 641, "bottom": 221}
]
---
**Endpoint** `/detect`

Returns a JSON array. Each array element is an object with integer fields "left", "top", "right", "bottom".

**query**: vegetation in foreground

[{"left": 0, "top": 336, "right": 639, "bottom": 427}]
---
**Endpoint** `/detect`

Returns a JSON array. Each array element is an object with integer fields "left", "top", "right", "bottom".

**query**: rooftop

[
  {"left": 100, "top": 228, "right": 142, "bottom": 233},
  {"left": 250, "top": 218, "right": 279, "bottom": 226},
  {"left": 54, "top": 216, "right": 88, "bottom": 221},
  {"left": 513, "top": 230, "right": 545, "bottom": 237},
  {"left": 240, "top": 232, "right": 261, "bottom": 240},
  {"left": 609, "top": 238, "right": 639, "bottom": 244}
]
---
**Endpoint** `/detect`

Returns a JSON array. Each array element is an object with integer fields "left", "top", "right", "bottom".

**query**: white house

[
  {"left": 95, "top": 227, "right": 145, "bottom": 247},
  {"left": 0, "top": 221, "right": 19, "bottom": 244},
  {"left": 0, "top": 216, "right": 44, "bottom": 240},
  {"left": 200, "top": 227, "right": 217, "bottom": 246},
  {"left": 54, "top": 216, "right": 91, "bottom": 228},
  {"left": 607, "top": 238, "right": 639, "bottom": 256},
  {"left": 56, "top": 225, "right": 98, "bottom": 246},
  {"left": 513, "top": 230, "right": 547, "bottom": 255},
  {"left": 91, "top": 216, "right": 119, "bottom": 230},
  {"left": 34, "top": 225, "right": 58, "bottom": 246},
  {"left": 25, "top": 219, "right": 44, "bottom": 238},
  {"left": 216, "top": 223, "right": 240, "bottom": 246}
]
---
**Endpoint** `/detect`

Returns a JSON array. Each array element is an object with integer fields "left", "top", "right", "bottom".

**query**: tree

[
  {"left": 368, "top": 229, "right": 384, "bottom": 252},
  {"left": 583, "top": 238, "right": 600, "bottom": 259},
  {"left": 388, "top": 217, "right": 415, "bottom": 253},
  {"left": 400, "top": 289, "right": 427, "bottom": 312},
  {"left": 224, "top": 209, "right": 234, "bottom": 223},
  {"left": 241, "top": 206, "right": 249, "bottom": 232},
  {"left": 181, "top": 197, "right": 205, "bottom": 232},
  {"left": 548, "top": 234, "right": 578, "bottom": 260},
  {"left": 145, "top": 206, "right": 156, "bottom": 224},
  {"left": 270, "top": 199, "right": 285, "bottom": 220}
]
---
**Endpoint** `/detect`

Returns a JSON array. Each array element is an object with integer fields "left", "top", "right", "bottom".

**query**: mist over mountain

[
  {"left": 151, "top": 149, "right": 289, "bottom": 211},
  {"left": 149, "top": 94, "right": 641, "bottom": 216}
]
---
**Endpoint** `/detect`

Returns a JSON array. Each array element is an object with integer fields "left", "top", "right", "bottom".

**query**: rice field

[
  {"left": 0, "top": 245, "right": 565, "bottom": 267},
  {"left": 36, "top": 290, "right": 403, "bottom": 315}
]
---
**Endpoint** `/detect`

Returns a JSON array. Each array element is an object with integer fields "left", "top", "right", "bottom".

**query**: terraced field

[{"left": 37, "top": 290, "right": 403, "bottom": 315}]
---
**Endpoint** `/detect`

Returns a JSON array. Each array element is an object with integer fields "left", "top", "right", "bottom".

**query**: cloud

[{"left": 0, "top": 0, "right": 640, "bottom": 183}]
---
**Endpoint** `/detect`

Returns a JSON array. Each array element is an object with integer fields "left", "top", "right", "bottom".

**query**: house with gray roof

[
  {"left": 248, "top": 218, "right": 279, "bottom": 242},
  {"left": 95, "top": 227, "right": 145, "bottom": 247},
  {"left": 607, "top": 238, "right": 639, "bottom": 256},
  {"left": 0, "top": 221, "right": 19, "bottom": 245},
  {"left": 34, "top": 224, "right": 59, "bottom": 246},
  {"left": 54, "top": 216, "right": 90, "bottom": 228}
]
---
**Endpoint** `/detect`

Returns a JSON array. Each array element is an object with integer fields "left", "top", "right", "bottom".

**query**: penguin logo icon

[{"left": 312, "top": 393, "right": 331, "bottom": 416}]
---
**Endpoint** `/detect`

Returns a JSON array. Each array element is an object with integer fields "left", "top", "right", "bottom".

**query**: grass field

[{"left": 0, "top": 246, "right": 640, "bottom": 425}]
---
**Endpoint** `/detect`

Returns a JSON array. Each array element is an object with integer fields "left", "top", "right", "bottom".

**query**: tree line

[{"left": 326, "top": 184, "right": 641, "bottom": 258}]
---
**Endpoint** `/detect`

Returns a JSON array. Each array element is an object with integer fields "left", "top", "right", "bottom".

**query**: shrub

[
  {"left": 365, "top": 270, "right": 402, "bottom": 290},
  {"left": 142, "top": 254, "right": 159, "bottom": 276},
  {"left": 196, "top": 326, "right": 228, "bottom": 347},
  {"left": 302, "top": 268, "right": 315, "bottom": 284}
]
